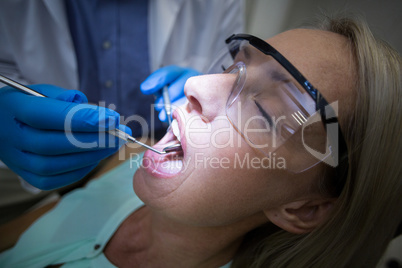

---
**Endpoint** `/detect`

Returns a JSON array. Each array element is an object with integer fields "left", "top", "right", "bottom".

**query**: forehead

[{"left": 265, "top": 29, "right": 356, "bottom": 104}]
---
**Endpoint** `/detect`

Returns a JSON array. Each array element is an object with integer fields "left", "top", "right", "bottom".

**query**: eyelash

[{"left": 254, "top": 100, "right": 273, "bottom": 127}]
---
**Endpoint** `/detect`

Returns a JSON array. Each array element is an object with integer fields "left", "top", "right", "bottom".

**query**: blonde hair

[{"left": 232, "top": 15, "right": 402, "bottom": 268}]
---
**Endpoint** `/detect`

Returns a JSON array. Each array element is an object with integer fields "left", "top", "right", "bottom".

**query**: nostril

[{"left": 187, "top": 95, "right": 202, "bottom": 115}]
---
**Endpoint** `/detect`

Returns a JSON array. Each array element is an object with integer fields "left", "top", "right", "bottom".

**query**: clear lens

[
  {"left": 208, "top": 38, "right": 336, "bottom": 172},
  {"left": 225, "top": 62, "right": 247, "bottom": 108}
]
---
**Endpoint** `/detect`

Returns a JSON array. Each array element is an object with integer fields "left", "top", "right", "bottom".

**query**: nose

[{"left": 184, "top": 73, "right": 236, "bottom": 122}]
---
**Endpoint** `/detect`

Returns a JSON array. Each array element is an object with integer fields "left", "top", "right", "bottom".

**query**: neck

[{"left": 105, "top": 206, "right": 268, "bottom": 267}]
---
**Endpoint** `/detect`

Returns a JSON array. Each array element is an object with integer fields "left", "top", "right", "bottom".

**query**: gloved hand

[
  {"left": 0, "top": 84, "right": 131, "bottom": 190},
  {"left": 140, "top": 65, "right": 201, "bottom": 122}
]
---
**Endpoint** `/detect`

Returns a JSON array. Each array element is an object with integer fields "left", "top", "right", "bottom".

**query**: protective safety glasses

[{"left": 207, "top": 34, "right": 348, "bottom": 173}]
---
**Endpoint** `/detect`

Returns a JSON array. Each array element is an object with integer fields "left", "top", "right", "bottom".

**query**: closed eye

[{"left": 255, "top": 100, "right": 273, "bottom": 127}]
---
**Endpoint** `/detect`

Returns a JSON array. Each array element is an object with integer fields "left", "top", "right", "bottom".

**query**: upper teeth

[{"left": 172, "top": 119, "right": 181, "bottom": 142}]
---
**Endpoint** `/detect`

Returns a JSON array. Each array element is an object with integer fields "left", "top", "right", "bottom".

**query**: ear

[{"left": 264, "top": 198, "right": 336, "bottom": 234}]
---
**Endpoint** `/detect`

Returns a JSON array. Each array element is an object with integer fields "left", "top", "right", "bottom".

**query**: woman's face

[{"left": 133, "top": 29, "right": 355, "bottom": 227}]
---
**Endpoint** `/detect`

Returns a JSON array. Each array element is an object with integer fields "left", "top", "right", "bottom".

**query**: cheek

[
  {"left": 135, "top": 117, "right": 297, "bottom": 226},
  {"left": 184, "top": 115, "right": 237, "bottom": 151},
  {"left": 166, "top": 149, "right": 289, "bottom": 226}
]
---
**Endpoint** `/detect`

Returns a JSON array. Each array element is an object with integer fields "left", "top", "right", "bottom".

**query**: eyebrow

[
  {"left": 270, "top": 69, "right": 291, "bottom": 83},
  {"left": 243, "top": 45, "right": 291, "bottom": 84}
]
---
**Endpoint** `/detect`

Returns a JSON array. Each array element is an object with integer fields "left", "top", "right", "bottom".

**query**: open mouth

[
  {"left": 142, "top": 119, "right": 185, "bottom": 177},
  {"left": 162, "top": 119, "right": 182, "bottom": 155}
]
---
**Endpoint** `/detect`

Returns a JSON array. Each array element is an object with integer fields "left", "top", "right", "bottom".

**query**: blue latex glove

[
  {"left": 140, "top": 65, "right": 201, "bottom": 122},
  {"left": 0, "top": 84, "right": 131, "bottom": 190}
]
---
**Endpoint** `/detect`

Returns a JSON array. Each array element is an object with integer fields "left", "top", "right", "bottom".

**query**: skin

[{"left": 104, "top": 29, "right": 356, "bottom": 267}]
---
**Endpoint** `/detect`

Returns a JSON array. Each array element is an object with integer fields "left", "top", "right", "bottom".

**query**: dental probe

[
  {"left": 107, "top": 128, "right": 181, "bottom": 154},
  {"left": 162, "top": 86, "right": 172, "bottom": 125},
  {"left": 0, "top": 74, "right": 181, "bottom": 154}
]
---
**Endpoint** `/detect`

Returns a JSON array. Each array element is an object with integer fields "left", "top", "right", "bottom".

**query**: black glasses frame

[
  {"left": 226, "top": 34, "right": 327, "bottom": 111},
  {"left": 225, "top": 34, "right": 349, "bottom": 179}
]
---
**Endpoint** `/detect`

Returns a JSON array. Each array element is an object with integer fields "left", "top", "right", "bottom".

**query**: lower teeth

[{"left": 159, "top": 159, "right": 183, "bottom": 174}]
